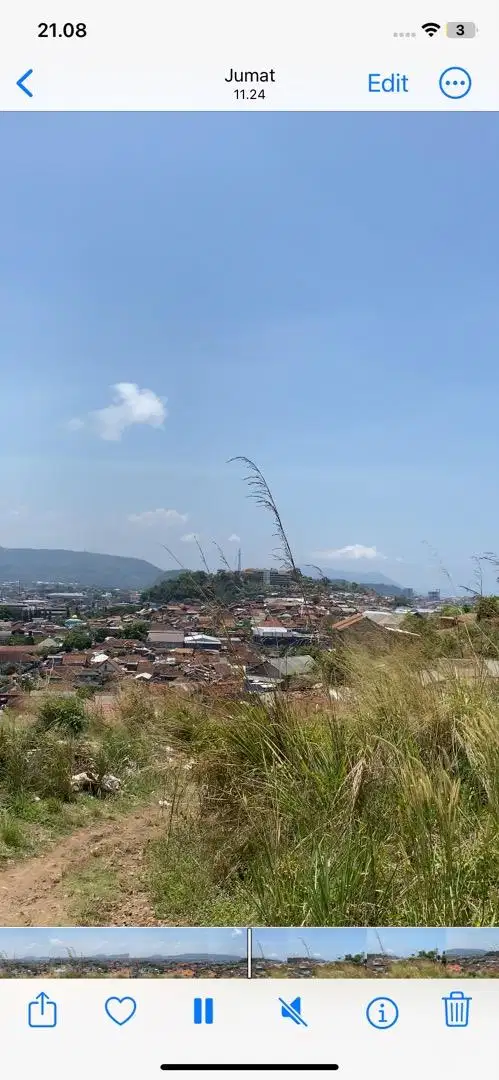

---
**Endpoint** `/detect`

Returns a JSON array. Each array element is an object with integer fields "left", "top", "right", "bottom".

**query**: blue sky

[
  {"left": 252, "top": 928, "right": 367, "bottom": 960},
  {"left": 2, "top": 113, "right": 499, "bottom": 592},
  {"left": 445, "top": 928, "right": 499, "bottom": 953},
  {"left": 366, "top": 928, "right": 446, "bottom": 957},
  {"left": 0, "top": 927, "right": 246, "bottom": 958}
]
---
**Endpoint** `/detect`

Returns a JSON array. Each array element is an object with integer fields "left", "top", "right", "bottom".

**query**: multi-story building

[{"left": 242, "top": 568, "right": 295, "bottom": 588}]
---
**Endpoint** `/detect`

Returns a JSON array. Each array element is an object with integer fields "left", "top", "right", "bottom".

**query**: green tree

[
  {"left": 122, "top": 620, "right": 149, "bottom": 641},
  {"left": 142, "top": 569, "right": 320, "bottom": 606},
  {"left": 62, "top": 630, "right": 92, "bottom": 652}
]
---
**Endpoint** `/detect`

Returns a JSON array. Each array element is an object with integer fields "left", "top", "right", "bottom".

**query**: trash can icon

[{"left": 443, "top": 990, "right": 472, "bottom": 1028}]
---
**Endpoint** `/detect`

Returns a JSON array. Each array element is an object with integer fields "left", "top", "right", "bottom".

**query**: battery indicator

[{"left": 446, "top": 22, "right": 477, "bottom": 37}]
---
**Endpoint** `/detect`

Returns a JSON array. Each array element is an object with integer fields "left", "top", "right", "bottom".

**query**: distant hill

[
  {"left": 328, "top": 570, "right": 401, "bottom": 587},
  {"left": 151, "top": 569, "right": 182, "bottom": 584},
  {"left": 317, "top": 569, "right": 405, "bottom": 597},
  {"left": 0, "top": 548, "right": 164, "bottom": 589}
]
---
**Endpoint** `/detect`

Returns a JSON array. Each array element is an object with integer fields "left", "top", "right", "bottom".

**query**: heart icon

[{"left": 105, "top": 996, "right": 137, "bottom": 1026}]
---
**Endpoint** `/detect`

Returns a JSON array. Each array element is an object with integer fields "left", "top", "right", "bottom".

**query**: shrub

[
  {"left": 75, "top": 686, "right": 95, "bottom": 701},
  {"left": 476, "top": 596, "right": 499, "bottom": 620},
  {"left": 37, "top": 695, "right": 88, "bottom": 735}
]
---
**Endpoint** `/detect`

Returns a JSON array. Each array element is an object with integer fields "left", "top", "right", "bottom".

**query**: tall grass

[{"left": 159, "top": 648, "right": 499, "bottom": 925}]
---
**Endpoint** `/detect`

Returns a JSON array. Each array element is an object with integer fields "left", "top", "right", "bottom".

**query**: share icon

[{"left": 279, "top": 997, "right": 308, "bottom": 1027}]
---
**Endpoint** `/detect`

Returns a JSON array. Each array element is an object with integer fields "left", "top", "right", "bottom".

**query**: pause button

[{"left": 193, "top": 997, "right": 214, "bottom": 1024}]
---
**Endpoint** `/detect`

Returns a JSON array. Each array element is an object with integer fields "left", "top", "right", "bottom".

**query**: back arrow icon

[{"left": 17, "top": 69, "right": 33, "bottom": 97}]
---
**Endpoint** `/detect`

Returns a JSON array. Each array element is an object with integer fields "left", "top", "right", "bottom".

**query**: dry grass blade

[
  {"left": 194, "top": 536, "right": 211, "bottom": 575},
  {"left": 211, "top": 541, "right": 233, "bottom": 572},
  {"left": 228, "top": 456, "right": 298, "bottom": 575}
]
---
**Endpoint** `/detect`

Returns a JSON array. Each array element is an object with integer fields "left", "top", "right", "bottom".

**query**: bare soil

[{"left": 0, "top": 804, "right": 165, "bottom": 927}]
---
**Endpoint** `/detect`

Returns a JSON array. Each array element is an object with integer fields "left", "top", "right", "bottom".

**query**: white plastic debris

[
  {"left": 70, "top": 771, "right": 122, "bottom": 795},
  {"left": 100, "top": 773, "right": 122, "bottom": 793}
]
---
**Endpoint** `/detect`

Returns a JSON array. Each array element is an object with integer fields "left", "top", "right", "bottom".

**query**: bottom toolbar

[{"left": 4, "top": 979, "right": 497, "bottom": 1079}]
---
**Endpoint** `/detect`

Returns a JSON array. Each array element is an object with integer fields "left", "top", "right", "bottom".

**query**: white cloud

[
  {"left": 4, "top": 506, "right": 28, "bottom": 519},
  {"left": 313, "top": 545, "right": 387, "bottom": 561},
  {"left": 48, "top": 938, "right": 66, "bottom": 946},
  {"left": 128, "top": 509, "right": 188, "bottom": 527},
  {"left": 231, "top": 928, "right": 244, "bottom": 937},
  {"left": 181, "top": 533, "right": 198, "bottom": 543},
  {"left": 228, "top": 534, "right": 241, "bottom": 543},
  {"left": 66, "top": 417, "right": 85, "bottom": 431},
  {"left": 90, "top": 383, "right": 167, "bottom": 441}
]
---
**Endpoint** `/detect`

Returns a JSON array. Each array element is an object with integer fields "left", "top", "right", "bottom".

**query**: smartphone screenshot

[{"left": 1, "top": 1, "right": 498, "bottom": 1076}]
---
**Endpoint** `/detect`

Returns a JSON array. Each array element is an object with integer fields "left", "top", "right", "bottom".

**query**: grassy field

[
  {"left": 0, "top": 647, "right": 498, "bottom": 927},
  {"left": 151, "top": 647, "right": 499, "bottom": 927},
  {"left": 256, "top": 959, "right": 499, "bottom": 978}
]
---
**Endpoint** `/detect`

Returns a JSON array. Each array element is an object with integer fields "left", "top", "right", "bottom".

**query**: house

[
  {"left": 44, "top": 653, "right": 64, "bottom": 667},
  {"left": 184, "top": 633, "right": 222, "bottom": 650},
  {"left": 151, "top": 661, "right": 179, "bottom": 682},
  {"left": 362, "top": 611, "right": 410, "bottom": 630},
  {"left": 330, "top": 612, "right": 419, "bottom": 647},
  {"left": 89, "top": 652, "right": 123, "bottom": 675},
  {"left": 0, "top": 646, "right": 40, "bottom": 669},
  {"left": 147, "top": 630, "right": 185, "bottom": 650},
  {"left": 248, "top": 655, "right": 318, "bottom": 686},
  {"left": 61, "top": 652, "right": 90, "bottom": 669},
  {"left": 121, "top": 656, "right": 154, "bottom": 674},
  {"left": 38, "top": 637, "right": 63, "bottom": 651}
]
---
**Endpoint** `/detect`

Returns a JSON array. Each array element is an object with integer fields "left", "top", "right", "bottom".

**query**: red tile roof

[
  {"left": 0, "top": 646, "right": 39, "bottom": 660},
  {"left": 61, "top": 652, "right": 89, "bottom": 666}
]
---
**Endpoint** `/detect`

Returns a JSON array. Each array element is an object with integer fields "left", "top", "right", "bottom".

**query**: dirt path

[{"left": 0, "top": 804, "right": 166, "bottom": 927}]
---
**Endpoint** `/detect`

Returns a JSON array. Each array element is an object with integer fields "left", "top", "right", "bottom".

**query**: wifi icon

[{"left": 422, "top": 21, "right": 441, "bottom": 36}]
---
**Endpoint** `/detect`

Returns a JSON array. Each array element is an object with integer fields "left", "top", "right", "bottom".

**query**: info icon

[{"left": 366, "top": 996, "right": 399, "bottom": 1030}]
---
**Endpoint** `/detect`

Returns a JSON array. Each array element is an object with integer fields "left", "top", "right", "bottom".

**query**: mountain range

[
  {"left": 0, "top": 548, "right": 407, "bottom": 594},
  {"left": 304, "top": 568, "right": 401, "bottom": 587},
  {"left": 303, "top": 568, "right": 405, "bottom": 596},
  {"left": 0, "top": 548, "right": 163, "bottom": 589}
]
